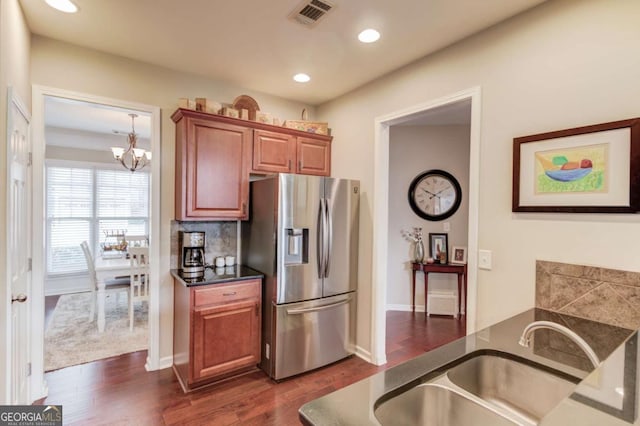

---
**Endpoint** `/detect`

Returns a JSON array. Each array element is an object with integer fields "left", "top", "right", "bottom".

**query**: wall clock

[{"left": 408, "top": 169, "right": 462, "bottom": 221}]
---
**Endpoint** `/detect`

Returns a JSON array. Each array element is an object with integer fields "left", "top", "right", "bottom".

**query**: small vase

[{"left": 414, "top": 240, "right": 425, "bottom": 263}]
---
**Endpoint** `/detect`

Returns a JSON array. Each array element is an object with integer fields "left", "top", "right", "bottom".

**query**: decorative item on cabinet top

[
  {"left": 176, "top": 96, "right": 330, "bottom": 135},
  {"left": 232, "top": 95, "right": 260, "bottom": 121},
  {"left": 284, "top": 120, "right": 329, "bottom": 135}
]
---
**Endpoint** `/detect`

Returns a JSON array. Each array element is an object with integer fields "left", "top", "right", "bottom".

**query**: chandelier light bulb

[{"left": 111, "top": 147, "right": 124, "bottom": 159}]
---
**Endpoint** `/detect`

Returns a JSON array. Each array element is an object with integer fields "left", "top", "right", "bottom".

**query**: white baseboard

[
  {"left": 151, "top": 355, "right": 174, "bottom": 371},
  {"left": 355, "top": 345, "right": 373, "bottom": 363},
  {"left": 45, "top": 275, "right": 91, "bottom": 296},
  {"left": 31, "top": 380, "right": 48, "bottom": 403},
  {"left": 386, "top": 303, "right": 425, "bottom": 312}
]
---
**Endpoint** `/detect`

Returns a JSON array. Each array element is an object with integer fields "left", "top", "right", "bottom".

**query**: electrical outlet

[
  {"left": 443, "top": 222, "right": 450, "bottom": 232},
  {"left": 479, "top": 249, "right": 492, "bottom": 270}
]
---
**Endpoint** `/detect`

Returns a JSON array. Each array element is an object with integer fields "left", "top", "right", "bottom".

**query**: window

[{"left": 46, "top": 163, "right": 149, "bottom": 276}]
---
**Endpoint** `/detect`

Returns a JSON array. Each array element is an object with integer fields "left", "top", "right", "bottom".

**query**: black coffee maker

[{"left": 179, "top": 231, "right": 205, "bottom": 278}]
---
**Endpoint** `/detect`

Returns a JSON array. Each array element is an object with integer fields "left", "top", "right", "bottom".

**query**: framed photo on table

[
  {"left": 512, "top": 117, "right": 640, "bottom": 213},
  {"left": 428, "top": 233, "right": 448, "bottom": 263},
  {"left": 451, "top": 246, "right": 467, "bottom": 265}
]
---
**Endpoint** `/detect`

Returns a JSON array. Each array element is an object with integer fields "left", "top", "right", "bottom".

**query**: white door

[{"left": 7, "top": 88, "right": 32, "bottom": 404}]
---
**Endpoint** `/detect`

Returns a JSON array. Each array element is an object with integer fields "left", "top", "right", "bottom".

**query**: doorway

[
  {"left": 43, "top": 96, "right": 151, "bottom": 371},
  {"left": 384, "top": 99, "right": 472, "bottom": 356},
  {"left": 371, "top": 87, "right": 482, "bottom": 365},
  {"left": 30, "top": 86, "right": 161, "bottom": 402}
]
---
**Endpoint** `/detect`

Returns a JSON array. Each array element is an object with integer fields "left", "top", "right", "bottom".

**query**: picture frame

[
  {"left": 450, "top": 246, "right": 467, "bottom": 265},
  {"left": 428, "top": 233, "right": 448, "bottom": 264},
  {"left": 512, "top": 118, "right": 640, "bottom": 213}
]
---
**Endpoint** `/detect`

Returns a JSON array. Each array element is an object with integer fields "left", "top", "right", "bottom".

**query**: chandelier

[{"left": 110, "top": 113, "right": 151, "bottom": 172}]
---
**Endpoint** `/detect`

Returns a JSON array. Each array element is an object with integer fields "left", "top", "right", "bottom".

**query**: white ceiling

[
  {"left": 45, "top": 96, "right": 151, "bottom": 150},
  {"left": 21, "top": 0, "right": 547, "bottom": 106},
  {"left": 45, "top": 96, "right": 151, "bottom": 137}
]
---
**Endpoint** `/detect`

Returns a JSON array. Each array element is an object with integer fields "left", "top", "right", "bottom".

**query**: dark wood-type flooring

[{"left": 38, "top": 310, "right": 465, "bottom": 425}]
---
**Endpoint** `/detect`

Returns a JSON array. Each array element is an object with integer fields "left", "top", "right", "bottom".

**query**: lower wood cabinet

[{"left": 173, "top": 278, "right": 261, "bottom": 392}]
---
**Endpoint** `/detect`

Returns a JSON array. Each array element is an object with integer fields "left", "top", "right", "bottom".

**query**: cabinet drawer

[{"left": 193, "top": 279, "right": 261, "bottom": 307}]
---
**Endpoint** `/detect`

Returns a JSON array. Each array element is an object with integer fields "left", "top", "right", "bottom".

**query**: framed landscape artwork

[{"left": 512, "top": 118, "right": 640, "bottom": 213}]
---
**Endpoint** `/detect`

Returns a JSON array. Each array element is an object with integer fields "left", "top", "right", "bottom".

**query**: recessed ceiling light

[
  {"left": 293, "top": 73, "right": 311, "bottom": 83},
  {"left": 45, "top": 0, "right": 78, "bottom": 13},
  {"left": 358, "top": 29, "right": 380, "bottom": 43}
]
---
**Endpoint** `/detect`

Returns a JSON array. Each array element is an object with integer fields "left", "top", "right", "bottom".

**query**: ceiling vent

[{"left": 288, "top": 0, "right": 335, "bottom": 28}]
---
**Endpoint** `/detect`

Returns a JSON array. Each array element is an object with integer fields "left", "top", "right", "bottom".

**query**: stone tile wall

[
  {"left": 170, "top": 221, "right": 237, "bottom": 269},
  {"left": 536, "top": 260, "right": 640, "bottom": 330}
]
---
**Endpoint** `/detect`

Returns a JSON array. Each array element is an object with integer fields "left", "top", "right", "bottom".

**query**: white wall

[
  {"left": 30, "top": 36, "right": 316, "bottom": 364},
  {"left": 0, "top": 0, "right": 31, "bottom": 404},
  {"left": 45, "top": 125, "right": 150, "bottom": 164},
  {"left": 387, "top": 125, "right": 470, "bottom": 310},
  {"left": 318, "top": 0, "right": 640, "bottom": 354}
]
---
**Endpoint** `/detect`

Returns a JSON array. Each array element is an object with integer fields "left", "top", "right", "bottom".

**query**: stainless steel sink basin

[
  {"left": 446, "top": 354, "right": 578, "bottom": 423},
  {"left": 375, "top": 383, "right": 518, "bottom": 426},
  {"left": 374, "top": 352, "right": 580, "bottom": 426}
]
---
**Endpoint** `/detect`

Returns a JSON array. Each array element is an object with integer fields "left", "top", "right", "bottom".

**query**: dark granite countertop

[
  {"left": 170, "top": 265, "right": 264, "bottom": 286},
  {"left": 299, "top": 308, "right": 636, "bottom": 425}
]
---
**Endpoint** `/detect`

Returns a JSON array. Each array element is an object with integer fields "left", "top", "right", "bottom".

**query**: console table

[{"left": 412, "top": 262, "right": 467, "bottom": 317}]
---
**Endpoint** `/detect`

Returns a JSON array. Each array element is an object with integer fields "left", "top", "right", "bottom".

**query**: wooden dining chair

[
  {"left": 80, "top": 241, "right": 131, "bottom": 327},
  {"left": 128, "top": 246, "right": 149, "bottom": 331},
  {"left": 125, "top": 235, "right": 148, "bottom": 248}
]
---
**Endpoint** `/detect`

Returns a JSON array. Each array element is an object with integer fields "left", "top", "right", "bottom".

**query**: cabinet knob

[
  {"left": 223, "top": 292, "right": 237, "bottom": 296},
  {"left": 242, "top": 202, "right": 247, "bottom": 215},
  {"left": 288, "top": 159, "right": 292, "bottom": 171}
]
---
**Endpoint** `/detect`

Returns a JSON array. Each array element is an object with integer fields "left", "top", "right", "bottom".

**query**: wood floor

[{"left": 38, "top": 311, "right": 465, "bottom": 425}]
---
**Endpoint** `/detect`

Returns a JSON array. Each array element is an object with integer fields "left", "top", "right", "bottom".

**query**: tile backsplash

[
  {"left": 170, "top": 221, "right": 238, "bottom": 268},
  {"left": 536, "top": 260, "right": 640, "bottom": 330}
]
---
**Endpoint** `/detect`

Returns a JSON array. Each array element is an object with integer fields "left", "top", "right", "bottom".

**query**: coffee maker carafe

[{"left": 179, "top": 231, "right": 205, "bottom": 278}]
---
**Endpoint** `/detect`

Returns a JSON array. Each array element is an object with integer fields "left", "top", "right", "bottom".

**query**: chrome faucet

[{"left": 518, "top": 320, "right": 600, "bottom": 368}]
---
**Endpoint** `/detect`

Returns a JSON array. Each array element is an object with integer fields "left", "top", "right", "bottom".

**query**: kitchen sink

[
  {"left": 375, "top": 383, "right": 518, "bottom": 426},
  {"left": 446, "top": 354, "right": 579, "bottom": 423},
  {"left": 374, "top": 352, "right": 580, "bottom": 426}
]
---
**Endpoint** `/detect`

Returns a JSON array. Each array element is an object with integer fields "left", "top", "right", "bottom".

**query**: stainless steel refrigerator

[{"left": 242, "top": 173, "right": 359, "bottom": 380}]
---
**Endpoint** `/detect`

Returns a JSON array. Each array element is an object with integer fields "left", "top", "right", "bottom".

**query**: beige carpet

[{"left": 45, "top": 291, "right": 148, "bottom": 372}]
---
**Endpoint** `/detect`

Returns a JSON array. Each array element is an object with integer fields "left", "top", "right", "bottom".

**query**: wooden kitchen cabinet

[
  {"left": 252, "top": 129, "right": 296, "bottom": 173},
  {"left": 297, "top": 136, "right": 331, "bottom": 176},
  {"left": 173, "top": 108, "right": 333, "bottom": 221},
  {"left": 252, "top": 130, "right": 331, "bottom": 176},
  {"left": 173, "top": 109, "right": 251, "bottom": 220},
  {"left": 173, "top": 278, "right": 261, "bottom": 392}
]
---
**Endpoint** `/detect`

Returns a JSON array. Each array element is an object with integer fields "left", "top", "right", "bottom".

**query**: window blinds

[{"left": 46, "top": 164, "right": 150, "bottom": 275}]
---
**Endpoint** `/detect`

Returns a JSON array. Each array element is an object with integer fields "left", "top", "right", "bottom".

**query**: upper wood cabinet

[
  {"left": 297, "top": 136, "right": 331, "bottom": 176},
  {"left": 173, "top": 108, "right": 332, "bottom": 220},
  {"left": 251, "top": 130, "right": 331, "bottom": 176},
  {"left": 173, "top": 109, "right": 251, "bottom": 221},
  {"left": 252, "top": 129, "right": 296, "bottom": 174}
]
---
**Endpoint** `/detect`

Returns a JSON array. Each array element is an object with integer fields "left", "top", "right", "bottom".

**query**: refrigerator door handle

[
  {"left": 286, "top": 297, "right": 351, "bottom": 315},
  {"left": 324, "top": 198, "right": 332, "bottom": 278},
  {"left": 317, "top": 198, "right": 325, "bottom": 279}
]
